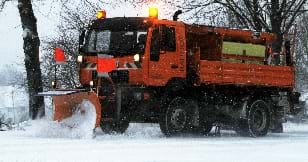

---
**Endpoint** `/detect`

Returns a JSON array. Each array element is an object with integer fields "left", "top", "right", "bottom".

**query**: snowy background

[{"left": 1, "top": 1, "right": 308, "bottom": 162}]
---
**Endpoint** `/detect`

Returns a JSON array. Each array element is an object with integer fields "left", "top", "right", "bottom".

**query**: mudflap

[{"left": 38, "top": 90, "right": 102, "bottom": 128}]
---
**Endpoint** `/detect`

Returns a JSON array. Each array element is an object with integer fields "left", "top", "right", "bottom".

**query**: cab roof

[{"left": 90, "top": 17, "right": 153, "bottom": 31}]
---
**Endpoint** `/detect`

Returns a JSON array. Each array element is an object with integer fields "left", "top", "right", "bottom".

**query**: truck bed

[{"left": 199, "top": 60, "right": 294, "bottom": 88}]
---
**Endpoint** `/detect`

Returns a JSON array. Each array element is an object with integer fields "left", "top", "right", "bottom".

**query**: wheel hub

[{"left": 170, "top": 109, "right": 187, "bottom": 130}]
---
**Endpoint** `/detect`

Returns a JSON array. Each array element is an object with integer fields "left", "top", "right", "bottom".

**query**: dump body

[
  {"left": 185, "top": 24, "right": 295, "bottom": 89},
  {"left": 199, "top": 61, "right": 294, "bottom": 88}
]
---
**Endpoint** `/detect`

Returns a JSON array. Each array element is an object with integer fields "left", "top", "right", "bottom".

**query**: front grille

[
  {"left": 92, "top": 71, "right": 98, "bottom": 80},
  {"left": 109, "top": 70, "right": 129, "bottom": 84}
]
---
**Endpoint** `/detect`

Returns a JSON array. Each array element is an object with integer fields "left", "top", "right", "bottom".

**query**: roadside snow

[{"left": 1, "top": 121, "right": 308, "bottom": 162}]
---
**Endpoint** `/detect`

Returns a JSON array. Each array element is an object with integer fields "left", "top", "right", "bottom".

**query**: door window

[{"left": 161, "top": 26, "right": 176, "bottom": 52}]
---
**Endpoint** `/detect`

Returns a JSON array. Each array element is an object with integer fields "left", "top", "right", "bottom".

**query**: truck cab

[{"left": 79, "top": 17, "right": 187, "bottom": 88}]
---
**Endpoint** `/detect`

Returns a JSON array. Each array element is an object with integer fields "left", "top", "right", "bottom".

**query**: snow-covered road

[{"left": 1, "top": 121, "right": 308, "bottom": 162}]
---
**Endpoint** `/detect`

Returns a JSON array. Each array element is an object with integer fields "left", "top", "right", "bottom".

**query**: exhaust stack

[{"left": 173, "top": 10, "right": 183, "bottom": 21}]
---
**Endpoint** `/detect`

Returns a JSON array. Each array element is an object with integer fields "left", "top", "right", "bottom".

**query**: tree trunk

[
  {"left": 252, "top": 0, "right": 262, "bottom": 31},
  {"left": 270, "top": 0, "right": 283, "bottom": 65},
  {"left": 17, "top": 0, "right": 45, "bottom": 119}
]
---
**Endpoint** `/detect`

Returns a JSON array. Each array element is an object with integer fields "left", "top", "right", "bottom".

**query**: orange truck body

[
  {"left": 79, "top": 18, "right": 294, "bottom": 90},
  {"left": 42, "top": 14, "right": 300, "bottom": 136}
]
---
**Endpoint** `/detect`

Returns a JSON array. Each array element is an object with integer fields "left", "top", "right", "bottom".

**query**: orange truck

[{"left": 39, "top": 8, "right": 301, "bottom": 137}]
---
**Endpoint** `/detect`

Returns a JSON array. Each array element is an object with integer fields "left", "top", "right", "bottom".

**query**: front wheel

[
  {"left": 100, "top": 116, "right": 129, "bottom": 134},
  {"left": 236, "top": 100, "right": 270, "bottom": 137},
  {"left": 160, "top": 97, "right": 193, "bottom": 136}
]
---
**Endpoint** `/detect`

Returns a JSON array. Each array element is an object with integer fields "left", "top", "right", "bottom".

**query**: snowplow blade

[{"left": 38, "top": 90, "right": 102, "bottom": 128}]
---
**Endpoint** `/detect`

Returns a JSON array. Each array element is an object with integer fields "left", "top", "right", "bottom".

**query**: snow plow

[
  {"left": 38, "top": 90, "right": 101, "bottom": 129},
  {"left": 39, "top": 8, "right": 301, "bottom": 137}
]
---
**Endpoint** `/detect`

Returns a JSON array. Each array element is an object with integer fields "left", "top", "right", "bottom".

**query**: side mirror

[{"left": 79, "top": 30, "right": 86, "bottom": 52}]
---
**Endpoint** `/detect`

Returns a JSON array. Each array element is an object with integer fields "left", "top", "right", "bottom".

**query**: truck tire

[
  {"left": 270, "top": 122, "right": 283, "bottom": 133},
  {"left": 197, "top": 103, "right": 215, "bottom": 135},
  {"left": 160, "top": 97, "right": 193, "bottom": 136},
  {"left": 236, "top": 100, "right": 270, "bottom": 137},
  {"left": 100, "top": 116, "right": 129, "bottom": 134},
  {"left": 158, "top": 95, "right": 171, "bottom": 136},
  {"left": 199, "top": 122, "right": 213, "bottom": 135}
]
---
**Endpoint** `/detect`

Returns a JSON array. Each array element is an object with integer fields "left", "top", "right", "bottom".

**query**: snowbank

[{"left": 19, "top": 100, "right": 96, "bottom": 139}]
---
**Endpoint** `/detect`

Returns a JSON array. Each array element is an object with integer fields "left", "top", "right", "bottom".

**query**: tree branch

[{"left": 0, "top": 0, "right": 10, "bottom": 12}]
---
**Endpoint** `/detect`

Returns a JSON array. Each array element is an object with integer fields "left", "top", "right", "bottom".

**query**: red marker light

[
  {"left": 97, "top": 57, "right": 116, "bottom": 73},
  {"left": 54, "top": 48, "right": 66, "bottom": 63}
]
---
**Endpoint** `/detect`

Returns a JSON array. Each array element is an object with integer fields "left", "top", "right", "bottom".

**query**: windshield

[{"left": 85, "top": 30, "right": 147, "bottom": 56}]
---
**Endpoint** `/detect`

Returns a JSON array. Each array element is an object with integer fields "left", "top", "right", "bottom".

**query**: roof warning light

[
  {"left": 149, "top": 7, "right": 158, "bottom": 19},
  {"left": 96, "top": 10, "right": 106, "bottom": 19}
]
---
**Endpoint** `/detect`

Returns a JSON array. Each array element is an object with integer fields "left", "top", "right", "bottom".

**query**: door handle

[{"left": 171, "top": 64, "right": 178, "bottom": 69}]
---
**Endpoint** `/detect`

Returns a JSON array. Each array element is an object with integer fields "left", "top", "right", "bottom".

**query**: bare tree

[
  {"left": 130, "top": 0, "right": 307, "bottom": 55},
  {"left": 0, "top": 64, "right": 25, "bottom": 86},
  {"left": 41, "top": 1, "right": 112, "bottom": 89},
  {"left": 0, "top": 0, "right": 49, "bottom": 119},
  {"left": 295, "top": 12, "right": 308, "bottom": 91},
  {"left": 17, "top": 0, "right": 45, "bottom": 119},
  {"left": 214, "top": 0, "right": 307, "bottom": 54},
  {"left": 0, "top": 0, "right": 8, "bottom": 12}
]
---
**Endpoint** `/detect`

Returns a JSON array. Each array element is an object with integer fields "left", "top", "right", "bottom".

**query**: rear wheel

[
  {"left": 236, "top": 100, "right": 270, "bottom": 137},
  {"left": 197, "top": 103, "right": 215, "bottom": 135}
]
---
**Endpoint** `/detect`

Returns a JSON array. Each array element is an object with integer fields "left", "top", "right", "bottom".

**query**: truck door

[{"left": 148, "top": 24, "right": 186, "bottom": 86}]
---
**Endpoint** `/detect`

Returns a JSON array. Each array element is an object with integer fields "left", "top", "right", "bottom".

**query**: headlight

[
  {"left": 51, "top": 81, "right": 55, "bottom": 87},
  {"left": 134, "top": 54, "right": 140, "bottom": 62},
  {"left": 77, "top": 55, "right": 83, "bottom": 63},
  {"left": 89, "top": 80, "right": 94, "bottom": 86}
]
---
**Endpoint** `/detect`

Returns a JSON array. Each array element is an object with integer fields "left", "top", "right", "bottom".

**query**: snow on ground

[
  {"left": 14, "top": 100, "right": 97, "bottom": 139},
  {"left": 2, "top": 94, "right": 308, "bottom": 162},
  {"left": 1, "top": 121, "right": 308, "bottom": 162}
]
